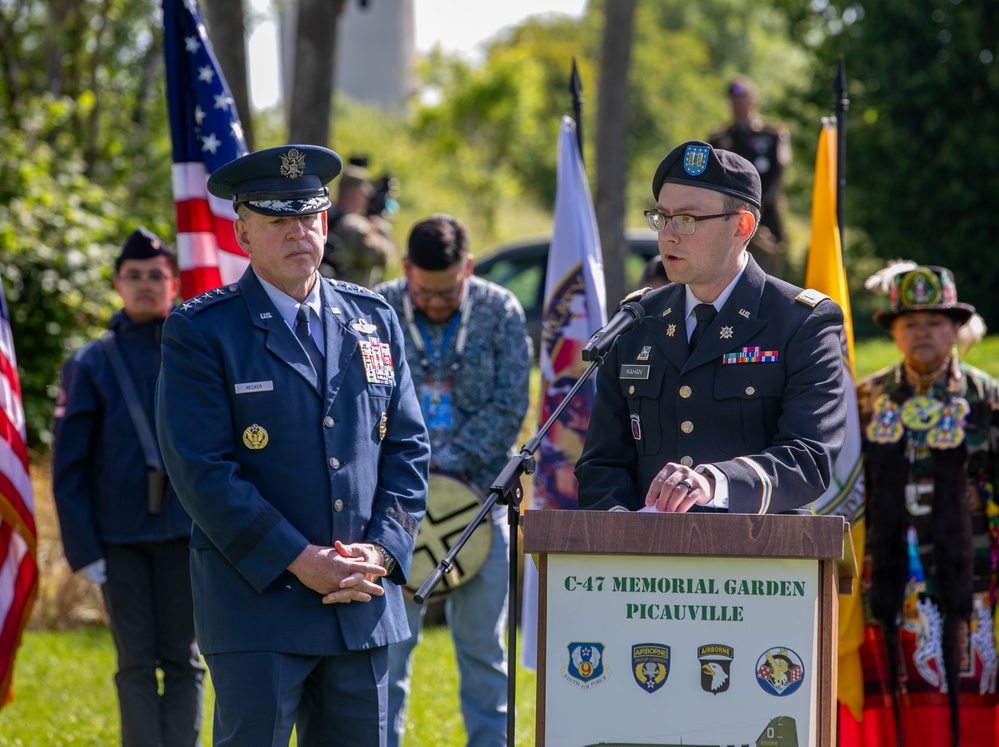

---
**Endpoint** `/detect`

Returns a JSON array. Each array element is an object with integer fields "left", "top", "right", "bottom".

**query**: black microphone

[{"left": 581, "top": 301, "right": 646, "bottom": 362}]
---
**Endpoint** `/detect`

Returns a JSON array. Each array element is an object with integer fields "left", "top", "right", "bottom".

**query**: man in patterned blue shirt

[{"left": 376, "top": 215, "right": 531, "bottom": 747}]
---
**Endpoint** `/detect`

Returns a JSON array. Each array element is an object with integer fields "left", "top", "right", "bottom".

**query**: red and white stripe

[
  {"left": 0, "top": 292, "right": 37, "bottom": 708},
  {"left": 172, "top": 161, "right": 248, "bottom": 297}
]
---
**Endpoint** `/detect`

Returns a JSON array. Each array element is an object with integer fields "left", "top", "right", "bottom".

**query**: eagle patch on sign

[
  {"left": 698, "top": 644, "right": 734, "bottom": 695},
  {"left": 755, "top": 647, "right": 805, "bottom": 697}
]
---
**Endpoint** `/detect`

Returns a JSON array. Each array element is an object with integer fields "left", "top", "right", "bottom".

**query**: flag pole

[
  {"left": 834, "top": 55, "right": 848, "bottom": 242},
  {"left": 569, "top": 59, "right": 584, "bottom": 162}
]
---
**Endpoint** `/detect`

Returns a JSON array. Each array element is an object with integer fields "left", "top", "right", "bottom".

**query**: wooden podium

[{"left": 522, "top": 510, "right": 855, "bottom": 747}]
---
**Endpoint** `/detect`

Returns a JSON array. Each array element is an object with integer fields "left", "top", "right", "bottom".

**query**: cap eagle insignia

[{"left": 279, "top": 148, "right": 306, "bottom": 179}]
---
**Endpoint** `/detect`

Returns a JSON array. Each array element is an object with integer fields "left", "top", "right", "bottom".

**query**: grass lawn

[{"left": 0, "top": 624, "right": 537, "bottom": 746}]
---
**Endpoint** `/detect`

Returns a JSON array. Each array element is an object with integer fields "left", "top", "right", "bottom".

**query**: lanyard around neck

[{"left": 402, "top": 283, "right": 473, "bottom": 376}]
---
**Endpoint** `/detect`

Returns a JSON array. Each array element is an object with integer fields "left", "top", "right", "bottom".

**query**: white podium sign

[{"left": 543, "top": 553, "right": 819, "bottom": 747}]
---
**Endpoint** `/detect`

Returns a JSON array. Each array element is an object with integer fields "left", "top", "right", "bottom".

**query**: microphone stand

[{"left": 414, "top": 354, "right": 606, "bottom": 747}]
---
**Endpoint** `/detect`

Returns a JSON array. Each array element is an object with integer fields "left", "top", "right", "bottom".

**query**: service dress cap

[
  {"left": 652, "top": 140, "right": 762, "bottom": 209},
  {"left": 874, "top": 265, "right": 975, "bottom": 328},
  {"left": 208, "top": 144, "right": 343, "bottom": 217},
  {"left": 116, "top": 227, "right": 174, "bottom": 272}
]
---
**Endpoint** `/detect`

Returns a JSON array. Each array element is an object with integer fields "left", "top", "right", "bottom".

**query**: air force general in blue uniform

[
  {"left": 155, "top": 145, "right": 430, "bottom": 746},
  {"left": 576, "top": 141, "right": 847, "bottom": 515}
]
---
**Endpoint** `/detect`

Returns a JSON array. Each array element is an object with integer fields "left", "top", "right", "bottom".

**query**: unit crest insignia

[
  {"left": 755, "top": 647, "right": 805, "bottom": 697},
  {"left": 632, "top": 644, "right": 670, "bottom": 694},
  {"left": 698, "top": 644, "right": 734, "bottom": 695},
  {"left": 561, "top": 642, "right": 609, "bottom": 690}
]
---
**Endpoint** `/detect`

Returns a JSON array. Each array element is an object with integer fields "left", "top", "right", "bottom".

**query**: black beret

[
  {"left": 115, "top": 227, "right": 174, "bottom": 273},
  {"left": 652, "top": 140, "right": 762, "bottom": 209},
  {"left": 208, "top": 144, "right": 342, "bottom": 217}
]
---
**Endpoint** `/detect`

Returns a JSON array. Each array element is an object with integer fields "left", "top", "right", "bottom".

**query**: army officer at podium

[
  {"left": 576, "top": 140, "right": 847, "bottom": 515},
  {"left": 156, "top": 144, "right": 430, "bottom": 746}
]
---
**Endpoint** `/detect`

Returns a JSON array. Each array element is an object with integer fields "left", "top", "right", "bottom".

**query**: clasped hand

[{"left": 289, "top": 541, "right": 389, "bottom": 605}]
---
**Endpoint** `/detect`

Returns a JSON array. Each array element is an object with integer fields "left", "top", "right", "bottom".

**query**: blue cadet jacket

[
  {"left": 155, "top": 269, "right": 430, "bottom": 656},
  {"left": 53, "top": 311, "right": 192, "bottom": 571},
  {"left": 576, "top": 256, "right": 847, "bottom": 514}
]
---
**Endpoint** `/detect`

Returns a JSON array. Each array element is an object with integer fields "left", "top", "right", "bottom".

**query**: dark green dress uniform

[{"left": 576, "top": 255, "right": 847, "bottom": 514}]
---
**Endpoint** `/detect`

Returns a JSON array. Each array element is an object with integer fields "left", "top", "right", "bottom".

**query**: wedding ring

[{"left": 677, "top": 480, "right": 693, "bottom": 491}]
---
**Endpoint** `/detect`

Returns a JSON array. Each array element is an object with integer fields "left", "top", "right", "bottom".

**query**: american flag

[
  {"left": 0, "top": 281, "right": 37, "bottom": 708},
  {"left": 163, "top": 0, "right": 249, "bottom": 297}
]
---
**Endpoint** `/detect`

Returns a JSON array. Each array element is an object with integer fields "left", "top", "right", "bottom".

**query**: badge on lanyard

[{"left": 421, "top": 381, "right": 453, "bottom": 429}]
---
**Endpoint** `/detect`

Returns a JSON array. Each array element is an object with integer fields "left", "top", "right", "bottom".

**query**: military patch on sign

[
  {"left": 630, "top": 413, "right": 642, "bottom": 441},
  {"left": 632, "top": 643, "right": 670, "bottom": 694},
  {"left": 359, "top": 338, "right": 396, "bottom": 386},
  {"left": 562, "top": 642, "right": 609, "bottom": 690},
  {"left": 722, "top": 347, "right": 779, "bottom": 365},
  {"left": 755, "top": 647, "right": 805, "bottom": 697},
  {"left": 698, "top": 644, "right": 734, "bottom": 695}
]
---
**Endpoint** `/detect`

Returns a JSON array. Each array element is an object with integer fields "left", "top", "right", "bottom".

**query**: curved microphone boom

[{"left": 581, "top": 301, "right": 646, "bottom": 362}]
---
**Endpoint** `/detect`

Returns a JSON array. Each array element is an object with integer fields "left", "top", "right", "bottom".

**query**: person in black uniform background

[
  {"left": 576, "top": 140, "right": 847, "bottom": 515},
  {"left": 709, "top": 77, "right": 791, "bottom": 277},
  {"left": 53, "top": 228, "right": 204, "bottom": 747},
  {"left": 156, "top": 144, "right": 430, "bottom": 747}
]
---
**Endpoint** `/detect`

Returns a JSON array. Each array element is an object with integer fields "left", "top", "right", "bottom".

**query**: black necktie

[
  {"left": 295, "top": 305, "right": 324, "bottom": 375},
  {"left": 689, "top": 303, "right": 717, "bottom": 352}
]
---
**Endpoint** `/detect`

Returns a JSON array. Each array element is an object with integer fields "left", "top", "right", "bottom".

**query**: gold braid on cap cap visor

[{"left": 232, "top": 186, "right": 330, "bottom": 204}]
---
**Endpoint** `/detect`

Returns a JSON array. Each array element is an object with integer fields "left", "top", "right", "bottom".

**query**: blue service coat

[
  {"left": 155, "top": 269, "right": 429, "bottom": 656},
  {"left": 53, "top": 311, "right": 192, "bottom": 571},
  {"left": 576, "top": 256, "right": 847, "bottom": 514}
]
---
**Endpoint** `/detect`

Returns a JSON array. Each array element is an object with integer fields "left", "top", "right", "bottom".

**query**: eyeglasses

[
  {"left": 644, "top": 210, "right": 739, "bottom": 235},
  {"left": 409, "top": 282, "right": 464, "bottom": 303},
  {"left": 117, "top": 271, "right": 173, "bottom": 284}
]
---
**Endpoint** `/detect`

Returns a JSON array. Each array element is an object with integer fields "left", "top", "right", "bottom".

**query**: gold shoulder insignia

[
  {"left": 623, "top": 286, "right": 652, "bottom": 303},
  {"left": 795, "top": 289, "right": 829, "bottom": 308}
]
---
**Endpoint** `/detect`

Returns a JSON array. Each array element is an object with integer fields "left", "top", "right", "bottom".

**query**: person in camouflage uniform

[{"left": 856, "top": 263, "right": 999, "bottom": 747}]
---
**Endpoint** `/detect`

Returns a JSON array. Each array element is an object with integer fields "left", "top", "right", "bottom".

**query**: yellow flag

[{"left": 806, "top": 120, "right": 866, "bottom": 722}]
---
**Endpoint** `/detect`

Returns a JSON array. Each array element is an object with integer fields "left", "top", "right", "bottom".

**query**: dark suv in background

[{"left": 473, "top": 229, "right": 660, "bottom": 354}]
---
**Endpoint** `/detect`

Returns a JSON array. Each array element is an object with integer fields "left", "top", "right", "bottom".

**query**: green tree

[
  {"left": 0, "top": 0, "right": 174, "bottom": 446},
  {"left": 775, "top": 0, "right": 999, "bottom": 332}
]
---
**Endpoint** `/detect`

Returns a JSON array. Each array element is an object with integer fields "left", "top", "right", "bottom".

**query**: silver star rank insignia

[{"left": 720, "top": 326, "right": 734, "bottom": 339}]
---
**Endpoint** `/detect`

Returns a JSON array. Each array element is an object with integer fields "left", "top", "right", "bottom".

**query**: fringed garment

[{"left": 848, "top": 359, "right": 999, "bottom": 747}]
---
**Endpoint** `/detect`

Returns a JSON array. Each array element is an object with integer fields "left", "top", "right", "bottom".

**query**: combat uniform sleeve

[
  {"left": 431, "top": 293, "right": 531, "bottom": 481},
  {"left": 156, "top": 311, "right": 310, "bottom": 593},
  {"left": 715, "top": 300, "right": 847, "bottom": 514},
  {"left": 360, "top": 306, "right": 430, "bottom": 584},
  {"left": 51, "top": 352, "right": 104, "bottom": 570}
]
